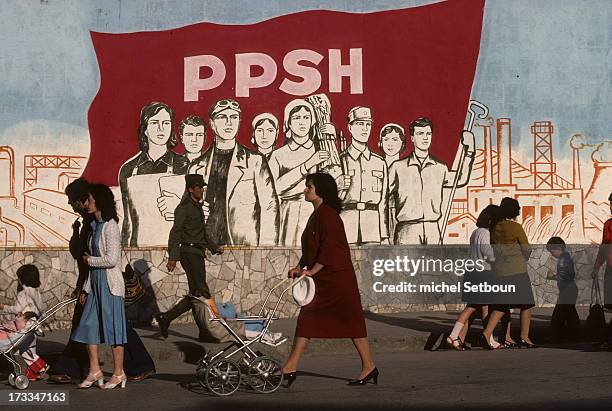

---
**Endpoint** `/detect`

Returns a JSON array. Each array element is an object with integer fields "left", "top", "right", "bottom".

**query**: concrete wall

[{"left": 0, "top": 245, "right": 601, "bottom": 329}]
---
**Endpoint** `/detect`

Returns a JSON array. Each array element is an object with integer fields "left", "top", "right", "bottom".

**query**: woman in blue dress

[{"left": 72, "top": 183, "right": 128, "bottom": 389}]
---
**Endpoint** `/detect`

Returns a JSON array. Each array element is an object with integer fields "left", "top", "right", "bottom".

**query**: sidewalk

[{"left": 34, "top": 307, "right": 604, "bottom": 365}]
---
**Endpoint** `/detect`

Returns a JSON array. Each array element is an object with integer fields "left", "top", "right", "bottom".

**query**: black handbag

[{"left": 586, "top": 277, "right": 606, "bottom": 340}]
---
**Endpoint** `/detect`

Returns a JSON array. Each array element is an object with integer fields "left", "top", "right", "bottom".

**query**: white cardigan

[
  {"left": 83, "top": 219, "right": 125, "bottom": 298},
  {"left": 3, "top": 286, "right": 45, "bottom": 316}
]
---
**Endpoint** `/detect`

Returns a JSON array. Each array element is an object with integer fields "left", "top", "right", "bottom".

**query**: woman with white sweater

[
  {"left": 71, "top": 183, "right": 127, "bottom": 389},
  {"left": 447, "top": 205, "right": 498, "bottom": 350}
]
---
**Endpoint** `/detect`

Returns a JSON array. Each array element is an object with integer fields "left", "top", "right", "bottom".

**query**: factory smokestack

[
  {"left": 585, "top": 142, "right": 612, "bottom": 205},
  {"left": 496, "top": 118, "right": 512, "bottom": 185},
  {"left": 478, "top": 117, "right": 494, "bottom": 187}
]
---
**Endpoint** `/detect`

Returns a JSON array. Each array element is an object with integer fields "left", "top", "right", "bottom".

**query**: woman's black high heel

[
  {"left": 348, "top": 367, "right": 379, "bottom": 386},
  {"left": 503, "top": 340, "right": 519, "bottom": 349},
  {"left": 518, "top": 339, "right": 538, "bottom": 349},
  {"left": 283, "top": 372, "right": 297, "bottom": 388},
  {"left": 480, "top": 334, "right": 502, "bottom": 350}
]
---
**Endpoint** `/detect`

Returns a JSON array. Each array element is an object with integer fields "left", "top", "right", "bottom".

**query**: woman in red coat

[{"left": 282, "top": 172, "right": 378, "bottom": 387}]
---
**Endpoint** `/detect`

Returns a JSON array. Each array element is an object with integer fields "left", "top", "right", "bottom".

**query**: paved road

[{"left": 2, "top": 343, "right": 611, "bottom": 411}]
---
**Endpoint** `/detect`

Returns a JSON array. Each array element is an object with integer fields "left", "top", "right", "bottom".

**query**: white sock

[
  {"left": 450, "top": 322, "right": 464, "bottom": 339},
  {"left": 489, "top": 334, "right": 501, "bottom": 349}
]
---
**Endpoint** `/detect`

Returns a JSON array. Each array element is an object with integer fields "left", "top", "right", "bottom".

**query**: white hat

[
  {"left": 380, "top": 122, "right": 405, "bottom": 137},
  {"left": 283, "top": 99, "right": 317, "bottom": 135},
  {"left": 251, "top": 112, "right": 279, "bottom": 130},
  {"left": 292, "top": 276, "right": 315, "bottom": 307}
]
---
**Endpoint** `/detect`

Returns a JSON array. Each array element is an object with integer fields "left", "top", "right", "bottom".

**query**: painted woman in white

[
  {"left": 378, "top": 123, "right": 406, "bottom": 168},
  {"left": 251, "top": 113, "right": 279, "bottom": 161},
  {"left": 267, "top": 100, "right": 332, "bottom": 246}
]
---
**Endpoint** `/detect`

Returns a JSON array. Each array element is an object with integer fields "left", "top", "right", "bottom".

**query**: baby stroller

[
  {"left": 195, "top": 276, "right": 306, "bottom": 396},
  {"left": 1, "top": 298, "right": 77, "bottom": 390}
]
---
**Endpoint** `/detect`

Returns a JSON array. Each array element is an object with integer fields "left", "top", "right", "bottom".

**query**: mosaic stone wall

[{"left": 0, "top": 246, "right": 603, "bottom": 329}]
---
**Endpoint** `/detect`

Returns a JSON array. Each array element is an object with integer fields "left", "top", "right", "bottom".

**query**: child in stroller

[{"left": 0, "top": 264, "right": 48, "bottom": 381}]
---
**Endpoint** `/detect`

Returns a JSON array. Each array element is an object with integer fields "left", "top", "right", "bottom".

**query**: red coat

[
  {"left": 295, "top": 203, "right": 367, "bottom": 338},
  {"left": 595, "top": 218, "right": 612, "bottom": 270}
]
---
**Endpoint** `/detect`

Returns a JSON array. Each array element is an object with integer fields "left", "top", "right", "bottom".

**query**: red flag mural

[{"left": 85, "top": 0, "right": 485, "bottom": 186}]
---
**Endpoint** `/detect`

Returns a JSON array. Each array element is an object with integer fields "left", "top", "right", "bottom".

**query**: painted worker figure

[
  {"left": 180, "top": 115, "right": 207, "bottom": 167},
  {"left": 378, "top": 123, "right": 407, "bottom": 239},
  {"left": 156, "top": 115, "right": 208, "bottom": 222},
  {"left": 251, "top": 113, "right": 279, "bottom": 161},
  {"left": 118, "top": 102, "right": 188, "bottom": 246},
  {"left": 156, "top": 174, "right": 225, "bottom": 342},
  {"left": 388, "top": 117, "right": 475, "bottom": 245},
  {"left": 379, "top": 123, "right": 406, "bottom": 168},
  {"left": 337, "top": 107, "right": 389, "bottom": 245},
  {"left": 189, "top": 99, "right": 279, "bottom": 246},
  {"left": 267, "top": 99, "right": 332, "bottom": 246}
]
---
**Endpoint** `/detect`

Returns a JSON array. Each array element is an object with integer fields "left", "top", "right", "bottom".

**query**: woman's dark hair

[
  {"left": 546, "top": 236, "right": 566, "bottom": 253},
  {"left": 476, "top": 204, "right": 499, "bottom": 229},
  {"left": 306, "top": 172, "right": 342, "bottom": 213},
  {"left": 89, "top": 183, "right": 119, "bottom": 223},
  {"left": 488, "top": 205, "right": 504, "bottom": 233},
  {"left": 65, "top": 178, "right": 90, "bottom": 203},
  {"left": 251, "top": 118, "right": 279, "bottom": 146},
  {"left": 499, "top": 197, "right": 521, "bottom": 219},
  {"left": 138, "top": 101, "right": 177, "bottom": 152},
  {"left": 16, "top": 264, "right": 41, "bottom": 289},
  {"left": 378, "top": 124, "right": 406, "bottom": 153},
  {"left": 287, "top": 105, "right": 315, "bottom": 139}
]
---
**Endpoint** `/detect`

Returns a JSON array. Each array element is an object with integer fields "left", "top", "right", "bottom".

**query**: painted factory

[{"left": 445, "top": 117, "right": 610, "bottom": 244}]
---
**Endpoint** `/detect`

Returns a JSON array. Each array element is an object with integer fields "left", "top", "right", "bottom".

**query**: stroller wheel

[
  {"left": 14, "top": 374, "right": 29, "bottom": 390},
  {"left": 247, "top": 356, "right": 283, "bottom": 394},
  {"left": 204, "top": 358, "right": 241, "bottom": 396},
  {"left": 8, "top": 373, "right": 16, "bottom": 386}
]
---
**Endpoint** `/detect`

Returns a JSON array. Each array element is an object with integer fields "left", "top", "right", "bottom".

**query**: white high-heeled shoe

[
  {"left": 77, "top": 370, "right": 104, "bottom": 389},
  {"left": 102, "top": 373, "right": 127, "bottom": 389}
]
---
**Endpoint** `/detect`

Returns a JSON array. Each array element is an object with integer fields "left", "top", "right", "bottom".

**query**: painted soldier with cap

[
  {"left": 337, "top": 106, "right": 389, "bottom": 245},
  {"left": 189, "top": 99, "right": 279, "bottom": 246},
  {"left": 156, "top": 173, "right": 225, "bottom": 342}
]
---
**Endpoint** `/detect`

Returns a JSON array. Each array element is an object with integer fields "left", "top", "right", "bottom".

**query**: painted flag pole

[{"left": 439, "top": 100, "right": 489, "bottom": 244}]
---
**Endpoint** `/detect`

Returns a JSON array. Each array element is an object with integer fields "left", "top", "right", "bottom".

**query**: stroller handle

[
  {"left": 257, "top": 274, "right": 308, "bottom": 317},
  {"left": 3, "top": 297, "right": 78, "bottom": 336}
]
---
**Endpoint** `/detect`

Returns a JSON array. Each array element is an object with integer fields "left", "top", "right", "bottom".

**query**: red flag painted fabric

[{"left": 85, "top": 0, "right": 485, "bottom": 186}]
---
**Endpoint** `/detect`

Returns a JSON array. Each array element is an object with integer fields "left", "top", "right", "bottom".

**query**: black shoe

[
  {"left": 127, "top": 369, "right": 155, "bottom": 382},
  {"left": 518, "top": 338, "right": 537, "bottom": 349},
  {"left": 480, "top": 334, "right": 502, "bottom": 350},
  {"left": 348, "top": 367, "right": 379, "bottom": 386},
  {"left": 47, "top": 374, "right": 72, "bottom": 384},
  {"left": 503, "top": 340, "right": 519, "bottom": 349},
  {"left": 283, "top": 372, "right": 297, "bottom": 388},
  {"left": 155, "top": 313, "right": 169, "bottom": 339}
]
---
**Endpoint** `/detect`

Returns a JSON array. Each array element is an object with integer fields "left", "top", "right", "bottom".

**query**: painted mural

[{"left": 0, "top": 0, "right": 609, "bottom": 248}]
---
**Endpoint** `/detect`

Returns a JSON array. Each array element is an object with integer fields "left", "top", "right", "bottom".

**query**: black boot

[{"left": 155, "top": 313, "right": 170, "bottom": 339}]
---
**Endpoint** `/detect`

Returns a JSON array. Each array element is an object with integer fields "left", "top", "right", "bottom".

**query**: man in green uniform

[{"left": 155, "top": 174, "right": 224, "bottom": 342}]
